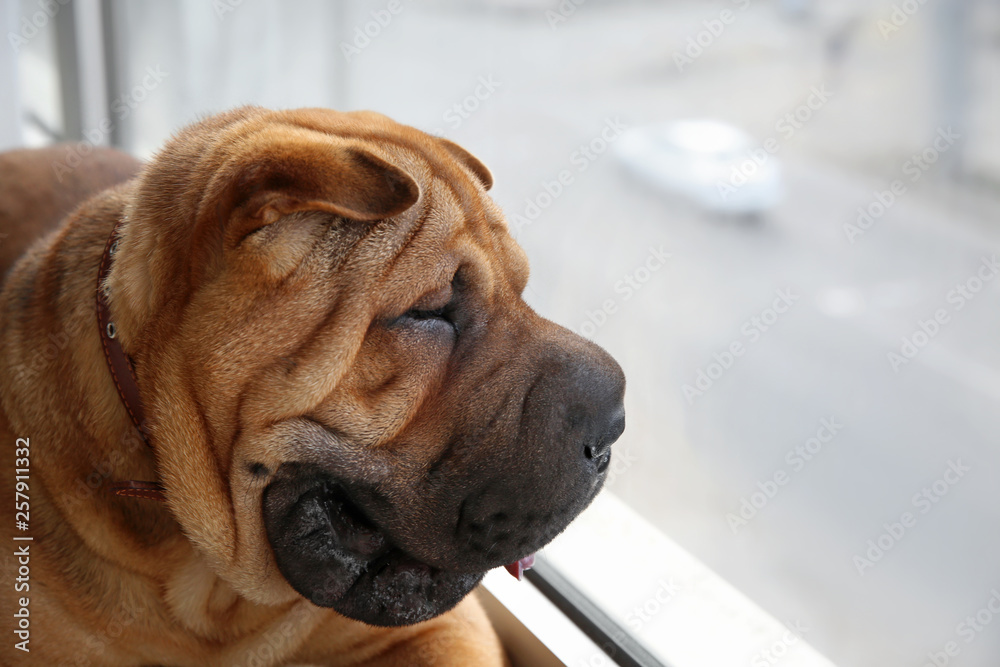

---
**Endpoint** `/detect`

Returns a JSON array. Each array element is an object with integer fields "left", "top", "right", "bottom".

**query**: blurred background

[{"left": 3, "top": 0, "right": 1000, "bottom": 665}]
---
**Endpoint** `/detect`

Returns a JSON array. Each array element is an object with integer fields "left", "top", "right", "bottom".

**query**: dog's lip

[
  {"left": 272, "top": 481, "right": 486, "bottom": 625},
  {"left": 316, "top": 482, "right": 387, "bottom": 557},
  {"left": 319, "top": 479, "right": 535, "bottom": 581}
]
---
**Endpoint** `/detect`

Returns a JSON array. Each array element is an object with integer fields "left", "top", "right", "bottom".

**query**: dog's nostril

[
  {"left": 584, "top": 441, "right": 611, "bottom": 463},
  {"left": 582, "top": 403, "right": 624, "bottom": 472}
]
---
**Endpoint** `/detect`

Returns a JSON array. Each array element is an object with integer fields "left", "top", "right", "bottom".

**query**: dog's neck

[
  {"left": 97, "top": 215, "right": 168, "bottom": 501},
  {"left": 0, "top": 187, "right": 178, "bottom": 571},
  {"left": 0, "top": 187, "right": 312, "bottom": 647}
]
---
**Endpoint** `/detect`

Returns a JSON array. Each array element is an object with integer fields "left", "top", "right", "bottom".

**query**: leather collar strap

[{"left": 96, "top": 220, "right": 166, "bottom": 502}]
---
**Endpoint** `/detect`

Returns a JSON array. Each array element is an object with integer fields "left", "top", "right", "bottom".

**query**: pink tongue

[{"left": 504, "top": 554, "right": 536, "bottom": 581}]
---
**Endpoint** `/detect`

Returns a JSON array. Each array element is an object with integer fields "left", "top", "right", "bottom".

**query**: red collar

[{"left": 97, "top": 219, "right": 166, "bottom": 502}]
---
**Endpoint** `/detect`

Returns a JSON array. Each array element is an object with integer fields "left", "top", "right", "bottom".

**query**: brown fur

[
  {"left": 0, "top": 107, "right": 623, "bottom": 665},
  {"left": 0, "top": 145, "right": 142, "bottom": 283}
]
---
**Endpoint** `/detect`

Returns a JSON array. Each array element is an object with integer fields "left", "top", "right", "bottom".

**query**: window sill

[{"left": 480, "top": 491, "right": 838, "bottom": 667}]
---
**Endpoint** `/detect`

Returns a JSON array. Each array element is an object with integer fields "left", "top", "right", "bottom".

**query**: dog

[{"left": 0, "top": 107, "right": 625, "bottom": 666}]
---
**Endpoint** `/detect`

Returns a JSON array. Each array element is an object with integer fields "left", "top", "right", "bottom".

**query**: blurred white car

[{"left": 614, "top": 119, "right": 784, "bottom": 215}]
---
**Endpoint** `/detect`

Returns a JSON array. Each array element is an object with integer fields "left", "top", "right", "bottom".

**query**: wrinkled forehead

[
  {"left": 257, "top": 108, "right": 528, "bottom": 292},
  {"left": 361, "top": 143, "right": 528, "bottom": 296}
]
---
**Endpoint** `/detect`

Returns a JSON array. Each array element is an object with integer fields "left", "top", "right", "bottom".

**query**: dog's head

[{"left": 109, "top": 106, "right": 625, "bottom": 626}]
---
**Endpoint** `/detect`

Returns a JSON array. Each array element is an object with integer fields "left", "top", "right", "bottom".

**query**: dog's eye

[
  {"left": 404, "top": 305, "right": 452, "bottom": 323},
  {"left": 396, "top": 299, "right": 458, "bottom": 335},
  {"left": 399, "top": 280, "right": 457, "bottom": 328},
  {"left": 393, "top": 273, "right": 465, "bottom": 336}
]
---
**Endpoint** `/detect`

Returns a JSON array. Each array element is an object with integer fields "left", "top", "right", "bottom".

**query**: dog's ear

[
  {"left": 437, "top": 138, "right": 493, "bottom": 191},
  {"left": 203, "top": 130, "right": 421, "bottom": 246},
  {"left": 244, "top": 148, "right": 419, "bottom": 225}
]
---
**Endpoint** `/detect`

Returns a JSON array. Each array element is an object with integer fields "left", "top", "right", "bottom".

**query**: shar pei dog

[{"left": 0, "top": 106, "right": 625, "bottom": 666}]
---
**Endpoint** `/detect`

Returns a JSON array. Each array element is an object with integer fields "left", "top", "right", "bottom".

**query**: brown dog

[{"left": 0, "top": 107, "right": 625, "bottom": 665}]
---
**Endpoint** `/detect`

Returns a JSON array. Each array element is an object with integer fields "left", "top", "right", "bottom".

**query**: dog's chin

[
  {"left": 263, "top": 473, "right": 485, "bottom": 627},
  {"left": 322, "top": 550, "right": 485, "bottom": 627}
]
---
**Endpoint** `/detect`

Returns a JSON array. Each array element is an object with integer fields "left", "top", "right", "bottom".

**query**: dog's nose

[
  {"left": 554, "top": 340, "right": 626, "bottom": 477},
  {"left": 583, "top": 404, "right": 625, "bottom": 473}
]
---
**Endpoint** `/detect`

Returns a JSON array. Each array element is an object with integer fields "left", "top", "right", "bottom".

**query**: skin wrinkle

[
  {"left": 517, "top": 371, "right": 546, "bottom": 424},
  {"left": 301, "top": 416, "right": 406, "bottom": 478},
  {"left": 182, "top": 347, "right": 240, "bottom": 542},
  {"left": 228, "top": 284, "right": 343, "bottom": 457},
  {"left": 257, "top": 120, "right": 491, "bottom": 269},
  {"left": 424, "top": 432, "right": 464, "bottom": 483},
  {"left": 424, "top": 381, "right": 516, "bottom": 486},
  {"left": 226, "top": 414, "right": 244, "bottom": 482},
  {"left": 222, "top": 224, "right": 370, "bottom": 440},
  {"left": 438, "top": 186, "right": 499, "bottom": 268},
  {"left": 251, "top": 290, "right": 367, "bottom": 427},
  {"left": 283, "top": 292, "right": 348, "bottom": 373},
  {"left": 479, "top": 354, "right": 510, "bottom": 384},
  {"left": 374, "top": 201, "right": 432, "bottom": 290},
  {"left": 240, "top": 465, "right": 257, "bottom": 528},
  {"left": 485, "top": 392, "right": 515, "bottom": 434},
  {"left": 369, "top": 369, "right": 401, "bottom": 399},
  {"left": 184, "top": 365, "right": 217, "bottom": 463},
  {"left": 244, "top": 214, "right": 326, "bottom": 291},
  {"left": 129, "top": 290, "right": 186, "bottom": 401},
  {"left": 289, "top": 199, "right": 455, "bottom": 454}
]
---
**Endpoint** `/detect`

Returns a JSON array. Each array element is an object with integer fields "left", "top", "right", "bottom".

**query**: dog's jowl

[{"left": 0, "top": 106, "right": 625, "bottom": 666}]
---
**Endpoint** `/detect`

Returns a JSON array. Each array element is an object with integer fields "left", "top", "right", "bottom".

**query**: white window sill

[{"left": 480, "top": 491, "right": 838, "bottom": 667}]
